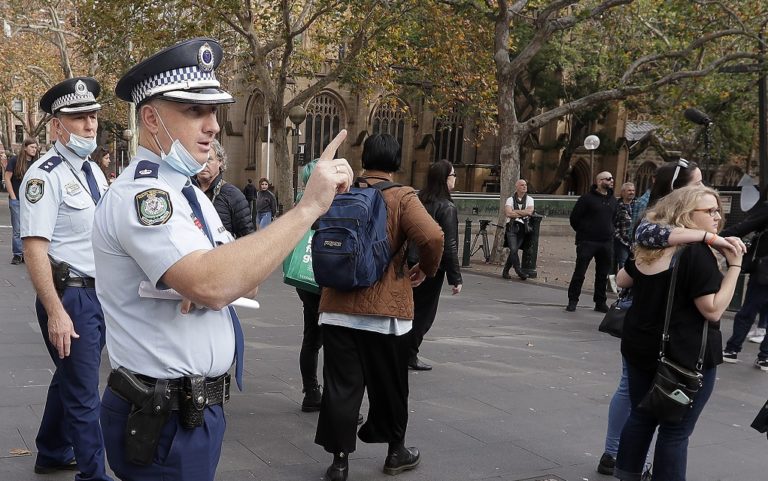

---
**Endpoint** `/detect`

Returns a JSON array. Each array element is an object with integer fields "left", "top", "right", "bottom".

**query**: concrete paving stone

[
  {"left": 404, "top": 417, "right": 487, "bottom": 452},
  {"left": 410, "top": 395, "right": 510, "bottom": 423}
]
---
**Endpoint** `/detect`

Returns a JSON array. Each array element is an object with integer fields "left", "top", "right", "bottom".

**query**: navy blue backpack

[{"left": 312, "top": 177, "right": 400, "bottom": 290}]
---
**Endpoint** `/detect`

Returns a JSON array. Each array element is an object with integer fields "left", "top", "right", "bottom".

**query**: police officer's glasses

[{"left": 670, "top": 159, "right": 690, "bottom": 190}]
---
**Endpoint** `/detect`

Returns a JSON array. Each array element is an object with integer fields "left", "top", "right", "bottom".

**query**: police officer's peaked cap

[
  {"left": 39, "top": 77, "right": 102, "bottom": 115},
  {"left": 115, "top": 37, "right": 234, "bottom": 106}
]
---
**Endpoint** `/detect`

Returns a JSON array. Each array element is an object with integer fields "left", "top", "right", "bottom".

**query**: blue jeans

[
  {"left": 614, "top": 239, "right": 630, "bottom": 270},
  {"left": 9, "top": 198, "right": 22, "bottom": 256},
  {"left": 615, "top": 362, "right": 716, "bottom": 481},
  {"left": 725, "top": 275, "right": 768, "bottom": 356},
  {"left": 604, "top": 357, "right": 630, "bottom": 456},
  {"left": 257, "top": 211, "right": 272, "bottom": 230}
]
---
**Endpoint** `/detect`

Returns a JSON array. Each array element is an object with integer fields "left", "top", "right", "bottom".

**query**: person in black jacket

[
  {"left": 566, "top": 171, "right": 617, "bottom": 313},
  {"left": 194, "top": 140, "right": 255, "bottom": 238},
  {"left": 243, "top": 178, "right": 257, "bottom": 202},
  {"left": 721, "top": 186, "right": 768, "bottom": 368},
  {"left": 408, "top": 159, "right": 462, "bottom": 371}
]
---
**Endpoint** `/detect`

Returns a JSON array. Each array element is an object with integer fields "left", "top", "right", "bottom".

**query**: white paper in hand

[{"left": 138, "top": 281, "right": 260, "bottom": 309}]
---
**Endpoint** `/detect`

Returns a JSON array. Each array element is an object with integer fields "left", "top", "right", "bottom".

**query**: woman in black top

[
  {"left": 4, "top": 138, "right": 38, "bottom": 264},
  {"left": 408, "top": 159, "right": 462, "bottom": 370},
  {"left": 614, "top": 186, "right": 742, "bottom": 481}
]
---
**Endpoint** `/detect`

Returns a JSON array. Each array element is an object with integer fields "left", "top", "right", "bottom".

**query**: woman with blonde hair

[{"left": 614, "top": 185, "right": 742, "bottom": 481}]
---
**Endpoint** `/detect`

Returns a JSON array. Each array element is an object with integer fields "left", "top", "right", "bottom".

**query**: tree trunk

[
  {"left": 269, "top": 115, "right": 293, "bottom": 213},
  {"left": 541, "top": 117, "right": 586, "bottom": 194},
  {"left": 491, "top": 129, "right": 522, "bottom": 262}
]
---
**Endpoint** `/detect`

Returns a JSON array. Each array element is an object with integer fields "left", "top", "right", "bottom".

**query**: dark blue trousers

[
  {"left": 35, "top": 287, "right": 112, "bottom": 481},
  {"left": 100, "top": 388, "right": 226, "bottom": 481}
]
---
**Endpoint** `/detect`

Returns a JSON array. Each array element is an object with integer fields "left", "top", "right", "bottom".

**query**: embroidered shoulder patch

[
  {"left": 25, "top": 179, "right": 45, "bottom": 203},
  {"left": 38, "top": 157, "right": 62, "bottom": 173},
  {"left": 135, "top": 188, "right": 173, "bottom": 226},
  {"left": 134, "top": 160, "right": 159, "bottom": 180}
]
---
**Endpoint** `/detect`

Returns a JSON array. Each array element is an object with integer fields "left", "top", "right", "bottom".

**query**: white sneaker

[
  {"left": 608, "top": 275, "right": 618, "bottom": 294},
  {"left": 750, "top": 328, "right": 766, "bottom": 344}
]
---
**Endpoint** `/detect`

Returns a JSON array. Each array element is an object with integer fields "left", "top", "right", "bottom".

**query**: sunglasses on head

[{"left": 670, "top": 158, "right": 690, "bottom": 190}]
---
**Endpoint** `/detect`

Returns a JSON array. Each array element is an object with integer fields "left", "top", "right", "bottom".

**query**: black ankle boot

[
  {"left": 383, "top": 443, "right": 420, "bottom": 475},
  {"left": 301, "top": 385, "right": 322, "bottom": 412},
  {"left": 326, "top": 452, "right": 348, "bottom": 481}
]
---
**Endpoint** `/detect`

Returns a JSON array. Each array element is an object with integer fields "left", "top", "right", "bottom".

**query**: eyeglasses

[
  {"left": 670, "top": 158, "right": 690, "bottom": 190},
  {"left": 598, "top": 176, "right": 613, "bottom": 181},
  {"left": 693, "top": 207, "right": 721, "bottom": 217}
]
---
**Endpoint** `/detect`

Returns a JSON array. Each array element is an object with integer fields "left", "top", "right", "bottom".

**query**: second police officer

[
  {"left": 92, "top": 38, "right": 353, "bottom": 481},
  {"left": 21, "top": 78, "right": 113, "bottom": 480}
]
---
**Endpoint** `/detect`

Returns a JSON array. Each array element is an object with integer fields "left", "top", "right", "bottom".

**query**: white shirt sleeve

[{"left": 114, "top": 185, "right": 213, "bottom": 287}]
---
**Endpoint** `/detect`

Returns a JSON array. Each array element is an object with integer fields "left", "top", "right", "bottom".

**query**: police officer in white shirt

[
  {"left": 20, "top": 77, "right": 112, "bottom": 480},
  {"left": 93, "top": 38, "right": 353, "bottom": 481}
]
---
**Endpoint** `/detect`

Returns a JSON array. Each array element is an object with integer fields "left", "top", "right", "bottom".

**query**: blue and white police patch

[
  {"left": 198, "top": 42, "right": 214, "bottom": 72},
  {"left": 25, "top": 179, "right": 45, "bottom": 203},
  {"left": 135, "top": 188, "right": 172, "bottom": 226}
]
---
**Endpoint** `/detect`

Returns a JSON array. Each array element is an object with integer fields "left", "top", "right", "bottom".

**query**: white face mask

[
  {"left": 60, "top": 123, "right": 97, "bottom": 158},
  {"left": 152, "top": 108, "right": 205, "bottom": 176}
]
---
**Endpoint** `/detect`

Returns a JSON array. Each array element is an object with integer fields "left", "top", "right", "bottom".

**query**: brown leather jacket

[{"left": 319, "top": 173, "right": 444, "bottom": 319}]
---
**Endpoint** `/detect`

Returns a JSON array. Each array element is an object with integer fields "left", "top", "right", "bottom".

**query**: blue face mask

[
  {"left": 60, "top": 124, "right": 97, "bottom": 158},
  {"left": 153, "top": 109, "right": 205, "bottom": 176}
]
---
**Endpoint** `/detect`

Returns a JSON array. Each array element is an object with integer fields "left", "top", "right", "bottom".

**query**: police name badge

[
  {"left": 65, "top": 181, "right": 82, "bottom": 196},
  {"left": 25, "top": 179, "right": 45, "bottom": 203},
  {"left": 135, "top": 188, "right": 172, "bottom": 226}
]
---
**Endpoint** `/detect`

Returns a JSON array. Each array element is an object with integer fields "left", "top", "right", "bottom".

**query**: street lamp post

[
  {"left": 584, "top": 134, "right": 600, "bottom": 184},
  {"left": 288, "top": 105, "right": 307, "bottom": 197}
]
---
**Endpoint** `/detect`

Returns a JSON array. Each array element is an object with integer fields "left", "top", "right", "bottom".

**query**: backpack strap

[{"left": 356, "top": 176, "right": 401, "bottom": 191}]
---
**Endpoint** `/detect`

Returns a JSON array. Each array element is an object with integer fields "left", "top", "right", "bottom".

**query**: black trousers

[
  {"left": 296, "top": 288, "right": 323, "bottom": 390},
  {"left": 315, "top": 325, "right": 409, "bottom": 454},
  {"left": 410, "top": 269, "right": 446, "bottom": 358},
  {"left": 567, "top": 240, "right": 612, "bottom": 305},
  {"left": 503, "top": 224, "right": 525, "bottom": 272}
]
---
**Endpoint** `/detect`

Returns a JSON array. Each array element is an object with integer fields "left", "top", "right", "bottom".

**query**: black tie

[
  {"left": 181, "top": 184, "right": 245, "bottom": 390},
  {"left": 81, "top": 161, "right": 101, "bottom": 203}
]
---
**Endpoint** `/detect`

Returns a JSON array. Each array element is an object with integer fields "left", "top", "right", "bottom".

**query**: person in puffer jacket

[{"left": 193, "top": 139, "right": 255, "bottom": 238}]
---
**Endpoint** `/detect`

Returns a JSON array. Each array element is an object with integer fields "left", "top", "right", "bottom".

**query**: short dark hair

[
  {"left": 362, "top": 134, "right": 401, "bottom": 172},
  {"left": 247, "top": 178, "right": 253, "bottom": 183}
]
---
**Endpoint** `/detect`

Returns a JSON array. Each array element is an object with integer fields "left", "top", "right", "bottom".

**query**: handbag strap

[{"left": 659, "top": 245, "right": 708, "bottom": 370}]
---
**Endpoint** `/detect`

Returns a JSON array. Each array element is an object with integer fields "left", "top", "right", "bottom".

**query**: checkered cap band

[
  {"left": 51, "top": 91, "right": 98, "bottom": 113},
  {"left": 131, "top": 66, "right": 218, "bottom": 104}
]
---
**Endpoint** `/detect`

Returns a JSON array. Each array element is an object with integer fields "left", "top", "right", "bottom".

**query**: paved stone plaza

[{"left": 1, "top": 199, "right": 766, "bottom": 481}]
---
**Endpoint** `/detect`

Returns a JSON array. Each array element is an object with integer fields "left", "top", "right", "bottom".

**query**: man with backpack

[{"left": 313, "top": 134, "right": 444, "bottom": 481}]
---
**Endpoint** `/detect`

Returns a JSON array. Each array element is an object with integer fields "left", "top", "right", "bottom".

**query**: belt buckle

[{"left": 222, "top": 375, "right": 228, "bottom": 404}]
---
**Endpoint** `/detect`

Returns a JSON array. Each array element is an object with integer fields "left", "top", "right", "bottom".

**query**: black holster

[
  {"left": 49, "top": 256, "right": 70, "bottom": 298},
  {"left": 180, "top": 376, "right": 206, "bottom": 429},
  {"left": 107, "top": 367, "right": 172, "bottom": 466}
]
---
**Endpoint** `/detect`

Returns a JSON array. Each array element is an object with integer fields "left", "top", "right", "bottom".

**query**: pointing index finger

[{"left": 319, "top": 130, "right": 348, "bottom": 162}]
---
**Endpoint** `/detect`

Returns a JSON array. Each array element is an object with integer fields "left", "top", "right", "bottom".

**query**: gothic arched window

[
  {"left": 372, "top": 98, "right": 407, "bottom": 148},
  {"left": 433, "top": 106, "right": 464, "bottom": 164},
  {"left": 305, "top": 94, "right": 344, "bottom": 160},
  {"left": 634, "top": 161, "right": 657, "bottom": 194}
]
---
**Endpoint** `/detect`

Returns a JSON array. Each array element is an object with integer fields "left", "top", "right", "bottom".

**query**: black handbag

[
  {"left": 598, "top": 288, "right": 632, "bottom": 338},
  {"left": 637, "top": 246, "right": 708, "bottom": 424}
]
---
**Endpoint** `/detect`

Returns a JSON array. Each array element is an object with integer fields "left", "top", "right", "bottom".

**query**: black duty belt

[
  {"left": 109, "top": 372, "right": 231, "bottom": 410},
  {"left": 65, "top": 276, "right": 95, "bottom": 288}
]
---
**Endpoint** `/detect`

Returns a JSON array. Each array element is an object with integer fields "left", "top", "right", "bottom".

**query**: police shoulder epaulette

[
  {"left": 38, "top": 156, "right": 63, "bottom": 173},
  {"left": 134, "top": 160, "right": 160, "bottom": 180}
]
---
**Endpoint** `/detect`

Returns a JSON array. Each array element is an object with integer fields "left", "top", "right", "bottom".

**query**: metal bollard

[
  {"left": 520, "top": 214, "right": 544, "bottom": 278},
  {"left": 461, "top": 219, "right": 472, "bottom": 267}
]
